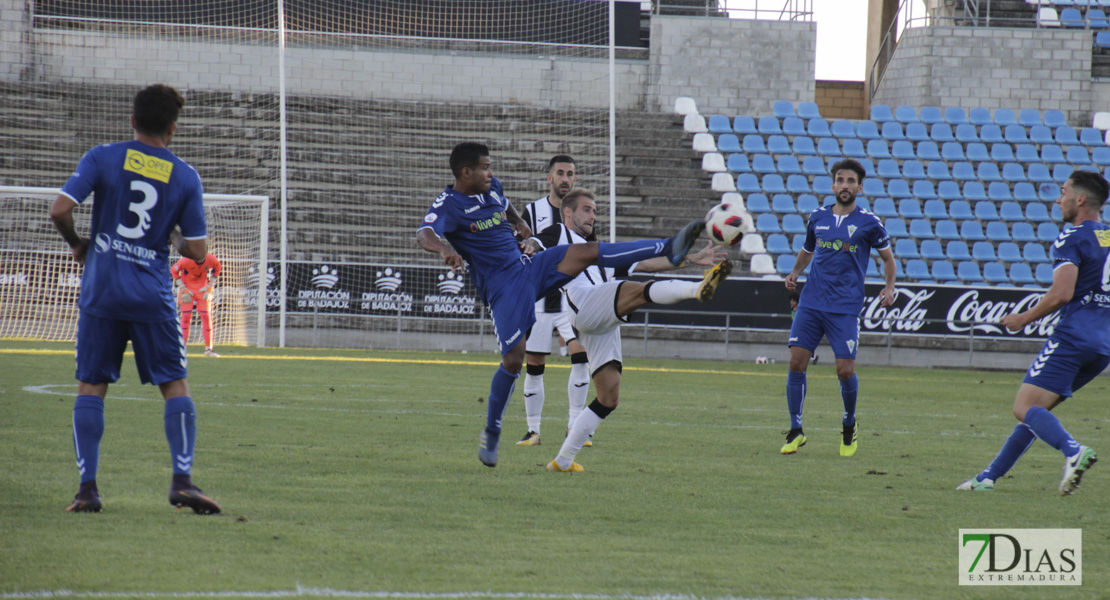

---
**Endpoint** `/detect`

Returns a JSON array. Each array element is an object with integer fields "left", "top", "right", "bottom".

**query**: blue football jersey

[
  {"left": 418, "top": 177, "right": 521, "bottom": 300},
  {"left": 799, "top": 206, "right": 890, "bottom": 315},
  {"left": 61, "top": 140, "right": 207, "bottom": 322},
  {"left": 1048, "top": 221, "right": 1110, "bottom": 354}
]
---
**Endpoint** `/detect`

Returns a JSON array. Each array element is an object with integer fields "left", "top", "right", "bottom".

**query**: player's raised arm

[
  {"left": 417, "top": 227, "right": 465, "bottom": 274},
  {"left": 505, "top": 201, "right": 532, "bottom": 240}
]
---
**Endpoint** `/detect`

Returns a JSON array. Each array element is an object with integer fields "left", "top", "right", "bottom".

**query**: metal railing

[{"left": 652, "top": 0, "right": 813, "bottom": 21}]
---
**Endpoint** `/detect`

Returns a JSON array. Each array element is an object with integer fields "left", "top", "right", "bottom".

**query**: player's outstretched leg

[
  {"left": 479, "top": 365, "right": 518, "bottom": 467},
  {"left": 1060, "top": 445, "right": 1097, "bottom": 496},
  {"left": 696, "top": 259, "right": 732, "bottom": 301},
  {"left": 667, "top": 219, "right": 706, "bottom": 266},
  {"left": 956, "top": 423, "right": 1037, "bottom": 491}
]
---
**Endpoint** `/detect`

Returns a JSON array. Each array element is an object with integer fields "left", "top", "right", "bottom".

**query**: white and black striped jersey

[
  {"left": 532, "top": 223, "right": 633, "bottom": 294},
  {"left": 523, "top": 196, "right": 565, "bottom": 313}
]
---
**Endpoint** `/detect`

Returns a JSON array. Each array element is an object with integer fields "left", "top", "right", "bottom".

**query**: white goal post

[{"left": 0, "top": 186, "right": 269, "bottom": 348}]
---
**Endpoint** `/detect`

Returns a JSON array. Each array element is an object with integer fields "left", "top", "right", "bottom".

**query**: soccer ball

[{"left": 704, "top": 201, "right": 749, "bottom": 246}]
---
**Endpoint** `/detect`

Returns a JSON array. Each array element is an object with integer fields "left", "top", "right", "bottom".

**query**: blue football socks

[
  {"left": 840, "top": 373, "right": 858, "bottom": 427},
  {"left": 164, "top": 396, "right": 197, "bottom": 475},
  {"left": 73, "top": 395, "right": 105, "bottom": 484},
  {"left": 596, "top": 240, "right": 667, "bottom": 269},
  {"left": 486, "top": 365, "right": 519, "bottom": 435},
  {"left": 786, "top": 370, "right": 806, "bottom": 430},
  {"left": 1024, "top": 406, "right": 1081, "bottom": 457},
  {"left": 979, "top": 423, "right": 1037, "bottom": 482}
]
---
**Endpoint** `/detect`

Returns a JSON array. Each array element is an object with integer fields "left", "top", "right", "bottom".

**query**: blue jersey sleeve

[
  {"left": 60, "top": 147, "right": 103, "bottom": 205},
  {"left": 802, "top": 211, "right": 818, "bottom": 253},
  {"left": 420, "top": 191, "right": 455, "bottom": 237},
  {"left": 1051, "top": 228, "right": 1083, "bottom": 267},
  {"left": 868, "top": 219, "right": 891, "bottom": 251}
]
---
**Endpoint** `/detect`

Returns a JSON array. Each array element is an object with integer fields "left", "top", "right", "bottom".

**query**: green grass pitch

[{"left": 1, "top": 340, "right": 1107, "bottom": 600}]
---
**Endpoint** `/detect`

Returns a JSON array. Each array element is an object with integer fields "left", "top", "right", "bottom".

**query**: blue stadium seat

[
  {"left": 1088, "top": 9, "right": 1109, "bottom": 29},
  {"left": 742, "top": 135, "right": 766, "bottom": 153},
  {"left": 994, "top": 108, "right": 1017, "bottom": 127},
  {"left": 797, "top": 194, "right": 820, "bottom": 213},
  {"left": 1004, "top": 125, "right": 1030, "bottom": 144},
  {"left": 999, "top": 201, "right": 1024, "bottom": 221},
  {"left": 925, "top": 164, "right": 953, "bottom": 186},
  {"left": 895, "top": 105, "right": 918, "bottom": 123},
  {"left": 949, "top": 200, "right": 975, "bottom": 220},
  {"left": 886, "top": 218, "right": 909, "bottom": 238},
  {"left": 891, "top": 140, "right": 916, "bottom": 160},
  {"left": 1010, "top": 263, "right": 1036, "bottom": 285},
  {"left": 955, "top": 124, "right": 980, "bottom": 143},
  {"left": 771, "top": 194, "right": 796, "bottom": 213},
  {"left": 963, "top": 182, "right": 988, "bottom": 201},
  {"left": 807, "top": 117, "right": 831, "bottom": 137},
  {"left": 786, "top": 174, "right": 810, "bottom": 193},
  {"left": 871, "top": 104, "right": 894, "bottom": 123},
  {"left": 842, "top": 139, "right": 866, "bottom": 158},
  {"left": 1024, "top": 243, "right": 1049, "bottom": 263},
  {"left": 865, "top": 257, "right": 880, "bottom": 279},
  {"left": 792, "top": 234, "right": 807, "bottom": 253},
  {"left": 717, "top": 134, "right": 741, "bottom": 153},
  {"left": 776, "top": 254, "right": 796, "bottom": 275},
  {"left": 920, "top": 106, "right": 943, "bottom": 124},
  {"left": 930, "top": 123, "right": 955, "bottom": 142},
  {"left": 1030, "top": 125, "right": 1054, "bottom": 145},
  {"left": 830, "top": 120, "right": 856, "bottom": 138},
  {"left": 1066, "top": 146, "right": 1091, "bottom": 164},
  {"left": 920, "top": 239, "right": 946, "bottom": 260},
  {"left": 1028, "top": 164, "right": 1053, "bottom": 183},
  {"left": 737, "top": 173, "right": 761, "bottom": 193},
  {"left": 767, "top": 135, "right": 792, "bottom": 154},
  {"left": 1013, "top": 182, "right": 1038, "bottom": 202},
  {"left": 988, "top": 182, "right": 1013, "bottom": 202},
  {"left": 746, "top": 193, "right": 771, "bottom": 213},
  {"left": 997, "top": 242, "right": 1022, "bottom": 263},
  {"left": 752, "top": 154, "right": 776, "bottom": 173},
  {"left": 1092, "top": 147, "right": 1110, "bottom": 166},
  {"left": 961, "top": 221, "right": 987, "bottom": 241},
  {"left": 922, "top": 199, "right": 947, "bottom": 219},
  {"left": 782, "top": 213, "right": 806, "bottom": 234},
  {"left": 957, "top": 261, "right": 984, "bottom": 283},
  {"left": 972, "top": 241, "right": 997, "bottom": 261},
  {"left": 898, "top": 198, "right": 924, "bottom": 219},
  {"left": 903, "top": 160, "right": 927, "bottom": 180},
  {"left": 762, "top": 174, "right": 787, "bottom": 194},
  {"left": 812, "top": 175, "right": 833, "bottom": 195},
  {"left": 932, "top": 184, "right": 959, "bottom": 206},
  {"left": 857, "top": 158, "right": 876, "bottom": 177},
  {"left": 945, "top": 107, "right": 968, "bottom": 125},
  {"left": 1025, "top": 203, "right": 1050, "bottom": 222},
  {"left": 758, "top": 116, "right": 781, "bottom": 135},
  {"left": 877, "top": 159, "right": 901, "bottom": 178},
  {"left": 984, "top": 262, "right": 1009, "bottom": 284},
  {"left": 946, "top": 240, "right": 972, "bottom": 261},
  {"left": 873, "top": 197, "right": 898, "bottom": 218},
  {"left": 1053, "top": 204, "right": 1064, "bottom": 221},
  {"left": 802, "top": 155, "right": 826, "bottom": 175},
  {"left": 1053, "top": 164, "right": 1075, "bottom": 182},
  {"left": 1044, "top": 109, "right": 1068, "bottom": 129},
  {"left": 981, "top": 125, "right": 1005, "bottom": 145},
  {"left": 906, "top": 122, "right": 930, "bottom": 142},
  {"left": 942, "top": 142, "right": 966, "bottom": 161},
  {"left": 935, "top": 220, "right": 961, "bottom": 240},
  {"left": 1019, "top": 109, "right": 1042, "bottom": 127},
  {"left": 896, "top": 238, "right": 920, "bottom": 258},
  {"left": 969, "top": 107, "right": 992, "bottom": 126},
  {"left": 862, "top": 180, "right": 886, "bottom": 199},
  {"left": 917, "top": 141, "right": 942, "bottom": 162},
  {"left": 708, "top": 115, "right": 733, "bottom": 133},
  {"left": 975, "top": 201, "right": 1000, "bottom": 221},
  {"left": 1056, "top": 126, "right": 1080, "bottom": 146},
  {"left": 1080, "top": 127, "right": 1104, "bottom": 146},
  {"left": 773, "top": 100, "right": 796, "bottom": 119},
  {"left": 881, "top": 121, "right": 906, "bottom": 140},
  {"left": 1061, "top": 8, "right": 1084, "bottom": 26},
  {"left": 887, "top": 179, "right": 912, "bottom": 198},
  {"left": 756, "top": 212, "right": 781, "bottom": 233},
  {"left": 909, "top": 218, "right": 933, "bottom": 239},
  {"left": 798, "top": 101, "right": 821, "bottom": 120},
  {"left": 816, "top": 137, "right": 842, "bottom": 156},
  {"left": 987, "top": 221, "right": 1012, "bottom": 241},
  {"left": 857, "top": 120, "right": 881, "bottom": 140},
  {"left": 932, "top": 260, "right": 957, "bottom": 282},
  {"left": 793, "top": 136, "right": 817, "bottom": 156},
  {"left": 766, "top": 233, "right": 791, "bottom": 254},
  {"left": 778, "top": 155, "right": 802, "bottom": 174},
  {"left": 856, "top": 197, "right": 871, "bottom": 211},
  {"left": 1035, "top": 263, "right": 1054, "bottom": 286},
  {"left": 905, "top": 259, "right": 931, "bottom": 280},
  {"left": 977, "top": 162, "right": 1003, "bottom": 182},
  {"left": 733, "top": 116, "right": 758, "bottom": 134},
  {"left": 912, "top": 179, "right": 937, "bottom": 199},
  {"left": 966, "top": 143, "right": 991, "bottom": 162},
  {"left": 1015, "top": 144, "right": 1040, "bottom": 163},
  {"left": 727, "top": 153, "right": 750, "bottom": 172},
  {"left": 1002, "top": 163, "right": 1027, "bottom": 182}
]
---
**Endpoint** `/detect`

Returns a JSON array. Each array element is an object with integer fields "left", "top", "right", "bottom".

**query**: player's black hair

[
  {"left": 561, "top": 187, "right": 595, "bottom": 213},
  {"left": 1069, "top": 170, "right": 1109, "bottom": 207},
  {"left": 450, "top": 142, "right": 490, "bottom": 178},
  {"left": 133, "top": 84, "right": 185, "bottom": 136},
  {"left": 789, "top": 292, "right": 800, "bottom": 303},
  {"left": 547, "top": 155, "right": 575, "bottom": 170},
  {"left": 830, "top": 158, "right": 866, "bottom": 183}
]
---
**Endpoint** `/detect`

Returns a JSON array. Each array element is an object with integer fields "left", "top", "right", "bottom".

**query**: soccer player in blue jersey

[
  {"left": 781, "top": 158, "right": 896, "bottom": 457},
  {"left": 49, "top": 84, "right": 221, "bottom": 514},
  {"left": 958, "top": 171, "right": 1109, "bottom": 495},
  {"left": 416, "top": 142, "right": 704, "bottom": 468}
]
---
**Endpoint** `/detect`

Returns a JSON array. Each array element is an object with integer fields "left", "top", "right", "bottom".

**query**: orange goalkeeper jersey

[{"left": 171, "top": 253, "right": 222, "bottom": 291}]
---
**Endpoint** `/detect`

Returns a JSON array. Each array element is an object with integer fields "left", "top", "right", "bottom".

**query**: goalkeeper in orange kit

[{"left": 171, "top": 253, "right": 222, "bottom": 357}]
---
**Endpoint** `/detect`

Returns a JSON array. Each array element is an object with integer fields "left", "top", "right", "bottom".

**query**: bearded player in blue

[
  {"left": 417, "top": 142, "right": 704, "bottom": 468},
  {"left": 781, "top": 158, "right": 896, "bottom": 457},
  {"left": 50, "top": 84, "right": 220, "bottom": 514},
  {"left": 958, "top": 170, "right": 1109, "bottom": 495}
]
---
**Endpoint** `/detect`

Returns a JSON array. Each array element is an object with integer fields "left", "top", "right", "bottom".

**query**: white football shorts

[{"left": 525, "top": 302, "right": 576, "bottom": 354}]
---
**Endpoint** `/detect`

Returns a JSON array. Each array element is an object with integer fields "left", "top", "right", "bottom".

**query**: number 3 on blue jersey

[{"left": 116, "top": 180, "right": 158, "bottom": 239}]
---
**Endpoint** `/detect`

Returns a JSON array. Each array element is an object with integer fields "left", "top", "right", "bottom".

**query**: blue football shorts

[
  {"left": 787, "top": 305, "right": 861, "bottom": 360},
  {"left": 486, "top": 245, "right": 573, "bottom": 356},
  {"left": 76, "top": 312, "right": 188, "bottom": 385},
  {"left": 1021, "top": 337, "right": 1110, "bottom": 398}
]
